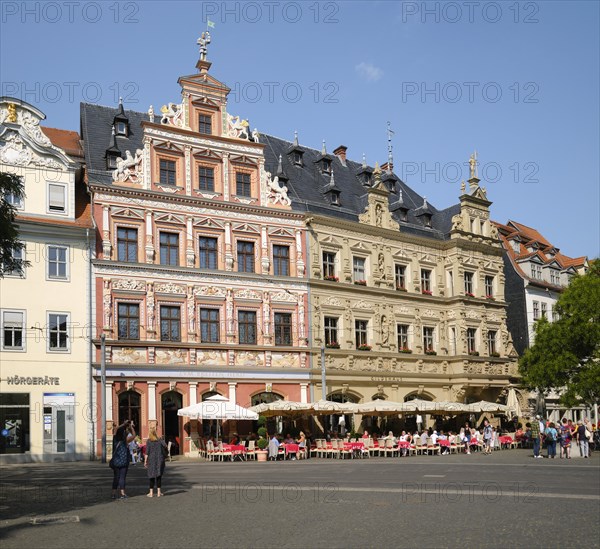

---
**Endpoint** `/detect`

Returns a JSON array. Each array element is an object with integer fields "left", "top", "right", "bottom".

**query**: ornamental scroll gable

[
  {"left": 112, "top": 149, "right": 143, "bottom": 184},
  {"left": 359, "top": 194, "right": 399, "bottom": 231}
]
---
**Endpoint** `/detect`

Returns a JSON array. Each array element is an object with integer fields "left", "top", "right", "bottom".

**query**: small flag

[{"left": 207, "top": 20, "right": 215, "bottom": 28}]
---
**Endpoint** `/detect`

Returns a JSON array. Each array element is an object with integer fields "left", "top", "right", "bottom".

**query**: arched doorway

[
  {"left": 328, "top": 392, "right": 359, "bottom": 435},
  {"left": 404, "top": 392, "right": 434, "bottom": 432},
  {"left": 161, "top": 391, "right": 182, "bottom": 455},
  {"left": 251, "top": 392, "right": 283, "bottom": 435},
  {"left": 118, "top": 391, "right": 141, "bottom": 433}
]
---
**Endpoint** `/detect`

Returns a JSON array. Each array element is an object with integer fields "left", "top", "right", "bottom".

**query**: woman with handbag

[
  {"left": 144, "top": 428, "right": 168, "bottom": 497},
  {"left": 110, "top": 420, "right": 136, "bottom": 500}
]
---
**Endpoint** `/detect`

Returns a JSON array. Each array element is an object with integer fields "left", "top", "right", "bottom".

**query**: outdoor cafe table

[
  {"left": 222, "top": 444, "right": 247, "bottom": 461},
  {"left": 343, "top": 442, "right": 365, "bottom": 458},
  {"left": 499, "top": 436, "right": 513, "bottom": 448}
]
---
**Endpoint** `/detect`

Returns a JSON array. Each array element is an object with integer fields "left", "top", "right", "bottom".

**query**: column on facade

[
  {"left": 145, "top": 210, "right": 155, "bottom": 263},
  {"left": 106, "top": 381, "right": 114, "bottom": 421},
  {"left": 300, "top": 383, "right": 308, "bottom": 404},
  {"left": 184, "top": 145, "right": 192, "bottom": 195},
  {"left": 148, "top": 382, "right": 157, "bottom": 421},
  {"left": 261, "top": 226, "right": 269, "bottom": 274},
  {"left": 186, "top": 216, "right": 195, "bottom": 267},
  {"left": 102, "top": 205, "right": 111, "bottom": 258},
  {"left": 223, "top": 152, "right": 230, "bottom": 201},
  {"left": 295, "top": 229, "right": 305, "bottom": 277},
  {"left": 224, "top": 222, "right": 233, "bottom": 270}
]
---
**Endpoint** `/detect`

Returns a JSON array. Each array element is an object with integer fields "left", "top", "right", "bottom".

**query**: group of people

[
  {"left": 360, "top": 419, "right": 497, "bottom": 455},
  {"left": 524, "top": 415, "right": 595, "bottom": 459},
  {"left": 110, "top": 420, "right": 168, "bottom": 500},
  {"left": 268, "top": 431, "right": 307, "bottom": 460}
]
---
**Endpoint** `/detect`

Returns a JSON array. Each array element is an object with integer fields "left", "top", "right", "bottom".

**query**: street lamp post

[{"left": 101, "top": 334, "right": 106, "bottom": 463}]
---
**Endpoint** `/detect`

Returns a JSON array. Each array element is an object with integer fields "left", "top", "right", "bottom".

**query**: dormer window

[
  {"left": 400, "top": 209, "right": 408, "bottom": 222},
  {"left": 107, "top": 154, "right": 120, "bottom": 170},
  {"left": 292, "top": 151, "right": 303, "bottom": 166},
  {"left": 198, "top": 114, "right": 212, "bottom": 135},
  {"left": 423, "top": 214, "right": 432, "bottom": 228},
  {"left": 362, "top": 173, "right": 371, "bottom": 186},
  {"left": 116, "top": 121, "right": 127, "bottom": 136},
  {"left": 330, "top": 190, "right": 340, "bottom": 206},
  {"left": 321, "top": 159, "right": 331, "bottom": 174},
  {"left": 511, "top": 240, "right": 520, "bottom": 253}
]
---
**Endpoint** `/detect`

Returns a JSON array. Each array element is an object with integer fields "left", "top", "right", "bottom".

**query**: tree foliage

[
  {"left": 0, "top": 172, "right": 28, "bottom": 277},
  {"left": 519, "top": 259, "right": 600, "bottom": 406}
]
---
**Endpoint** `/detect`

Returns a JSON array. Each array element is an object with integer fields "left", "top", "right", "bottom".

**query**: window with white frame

[
  {"left": 487, "top": 330, "right": 497, "bottom": 355},
  {"left": 421, "top": 269, "right": 432, "bottom": 292},
  {"left": 2, "top": 310, "right": 25, "bottom": 350},
  {"left": 47, "top": 246, "right": 68, "bottom": 279},
  {"left": 423, "top": 327, "right": 434, "bottom": 352},
  {"left": 533, "top": 301, "right": 540, "bottom": 320},
  {"left": 464, "top": 272, "right": 474, "bottom": 295},
  {"left": 2, "top": 246, "right": 25, "bottom": 277},
  {"left": 324, "top": 317, "right": 339, "bottom": 346},
  {"left": 322, "top": 251, "right": 336, "bottom": 279},
  {"left": 48, "top": 183, "right": 66, "bottom": 214},
  {"left": 485, "top": 275, "right": 494, "bottom": 297},
  {"left": 541, "top": 302, "right": 547, "bottom": 318},
  {"left": 395, "top": 264, "right": 406, "bottom": 289},
  {"left": 550, "top": 270, "right": 560, "bottom": 285},
  {"left": 467, "top": 328, "right": 477, "bottom": 353},
  {"left": 531, "top": 263, "right": 542, "bottom": 279},
  {"left": 355, "top": 319, "right": 368, "bottom": 348},
  {"left": 48, "top": 313, "right": 69, "bottom": 351},
  {"left": 4, "top": 190, "right": 23, "bottom": 209},
  {"left": 353, "top": 257, "right": 366, "bottom": 283},
  {"left": 397, "top": 324, "right": 409, "bottom": 351}
]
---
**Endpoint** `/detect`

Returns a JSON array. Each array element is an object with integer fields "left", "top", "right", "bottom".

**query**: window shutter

[{"left": 3, "top": 311, "right": 23, "bottom": 326}]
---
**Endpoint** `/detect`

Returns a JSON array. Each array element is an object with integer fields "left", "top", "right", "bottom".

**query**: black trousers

[
  {"left": 112, "top": 466, "right": 128, "bottom": 490},
  {"left": 149, "top": 475, "right": 162, "bottom": 489}
]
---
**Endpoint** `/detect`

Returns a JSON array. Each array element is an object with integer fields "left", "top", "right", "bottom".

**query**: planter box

[{"left": 256, "top": 450, "right": 268, "bottom": 462}]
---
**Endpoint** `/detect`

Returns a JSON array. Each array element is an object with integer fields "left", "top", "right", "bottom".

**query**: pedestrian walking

[
  {"left": 530, "top": 416, "right": 542, "bottom": 458},
  {"left": 483, "top": 420, "right": 493, "bottom": 455},
  {"left": 576, "top": 420, "right": 589, "bottom": 458},
  {"left": 545, "top": 422, "right": 558, "bottom": 459},
  {"left": 110, "top": 420, "right": 136, "bottom": 500},
  {"left": 144, "top": 428, "right": 167, "bottom": 497}
]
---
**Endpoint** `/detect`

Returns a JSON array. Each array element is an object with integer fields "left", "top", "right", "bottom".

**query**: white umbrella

[
  {"left": 354, "top": 400, "right": 406, "bottom": 416},
  {"left": 177, "top": 395, "right": 258, "bottom": 421},
  {"left": 506, "top": 388, "right": 522, "bottom": 418},
  {"left": 249, "top": 400, "right": 311, "bottom": 418},
  {"left": 465, "top": 400, "right": 513, "bottom": 414},
  {"left": 310, "top": 399, "right": 358, "bottom": 415}
]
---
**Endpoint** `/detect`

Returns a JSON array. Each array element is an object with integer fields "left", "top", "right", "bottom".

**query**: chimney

[
  {"left": 381, "top": 161, "right": 393, "bottom": 173},
  {"left": 333, "top": 145, "right": 347, "bottom": 166}
]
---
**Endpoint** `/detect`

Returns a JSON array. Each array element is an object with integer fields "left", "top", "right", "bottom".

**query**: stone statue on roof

[
  {"left": 197, "top": 31, "right": 211, "bottom": 61},
  {"left": 469, "top": 151, "right": 478, "bottom": 179}
]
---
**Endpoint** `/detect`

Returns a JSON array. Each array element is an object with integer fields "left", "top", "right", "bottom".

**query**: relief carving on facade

[
  {"left": 197, "top": 351, "right": 228, "bottom": 366},
  {"left": 194, "top": 286, "right": 226, "bottom": 297},
  {"left": 155, "top": 282, "right": 185, "bottom": 294},
  {"left": 112, "top": 149, "right": 143, "bottom": 184},
  {"left": 236, "top": 351, "right": 264, "bottom": 367},
  {"left": 155, "top": 349, "right": 187, "bottom": 365},
  {"left": 112, "top": 279, "right": 146, "bottom": 292},
  {"left": 271, "top": 353, "right": 299, "bottom": 368},
  {"left": 112, "top": 347, "right": 145, "bottom": 363}
]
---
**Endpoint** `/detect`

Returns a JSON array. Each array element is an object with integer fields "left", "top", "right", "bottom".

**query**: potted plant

[
  {"left": 422, "top": 289, "right": 433, "bottom": 295},
  {"left": 357, "top": 344, "right": 372, "bottom": 351},
  {"left": 324, "top": 275, "right": 339, "bottom": 282},
  {"left": 485, "top": 294, "right": 495, "bottom": 300},
  {"left": 354, "top": 279, "right": 367, "bottom": 286},
  {"left": 490, "top": 351, "right": 500, "bottom": 357},
  {"left": 396, "top": 285, "right": 407, "bottom": 291},
  {"left": 468, "top": 351, "right": 480, "bottom": 356},
  {"left": 256, "top": 426, "right": 268, "bottom": 461},
  {"left": 465, "top": 292, "right": 475, "bottom": 298},
  {"left": 399, "top": 347, "right": 412, "bottom": 354},
  {"left": 326, "top": 342, "right": 340, "bottom": 349},
  {"left": 425, "top": 349, "right": 437, "bottom": 355}
]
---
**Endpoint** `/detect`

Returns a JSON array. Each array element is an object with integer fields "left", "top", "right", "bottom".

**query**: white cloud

[{"left": 355, "top": 62, "right": 384, "bottom": 82}]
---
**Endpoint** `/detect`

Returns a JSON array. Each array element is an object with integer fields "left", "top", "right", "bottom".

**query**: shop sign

[{"left": 5, "top": 376, "right": 60, "bottom": 386}]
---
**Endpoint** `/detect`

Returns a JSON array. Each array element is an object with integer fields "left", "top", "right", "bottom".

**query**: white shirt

[
  {"left": 430, "top": 433, "right": 438, "bottom": 444},
  {"left": 416, "top": 415, "right": 423, "bottom": 424}
]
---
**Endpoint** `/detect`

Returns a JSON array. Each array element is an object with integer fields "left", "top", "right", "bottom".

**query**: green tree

[
  {"left": 519, "top": 259, "right": 600, "bottom": 406},
  {"left": 0, "top": 172, "right": 28, "bottom": 277}
]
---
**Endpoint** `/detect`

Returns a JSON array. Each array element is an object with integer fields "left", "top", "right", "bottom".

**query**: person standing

[
  {"left": 545, "top": 422, "right": 558, "bottom": 459},
  {"left": 576, "top": 420, "right": 589, "bottom": 458},
  {"left": 530, "top": 416, "right": 542, "bottom": 458},
  {"left": 144, "top": 428, "right": 167, "bottom": 497},
  {"left": 111, "top": 420, "right": 136, "bottom": 500},
  {"left": 482, "top": 420, "right": 493, "bottom": 455},
  {"left": 559, "top": 418, "right": 572, "bottom": 459},
  {"left": 416, "top": 414, "right": 423, "bottom": 432}
]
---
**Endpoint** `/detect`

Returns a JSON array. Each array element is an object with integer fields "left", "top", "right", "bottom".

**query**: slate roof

[
  {"left": 80, "top": 102, "right": 149, "bottom": 185},
  {"left": 261, "top": 134, "right": 459, "bottom": 240},
  {"left": 80, "top": 102, "right": 460, "bottom": 239}
]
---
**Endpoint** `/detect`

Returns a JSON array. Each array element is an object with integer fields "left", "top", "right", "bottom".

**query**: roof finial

[
  {"left": 387, "top": 121, "right": 395, "bottom": 174},
  {"left": 461, "top": 180, "right": 466, "bottom": 194},
  {"left": 111, "top": 124, "right": 116, "bottom": 135},
  {"left": 277, "top": 154, "right": 284, "bottom": 175},
  {"left": 293, "top": 130, "right": 299, "bottom": 147},
  {"left": 119, "top": 96, "right": 123, "bottom": 105},
  {"left": 362, "top": 153, "right": 367, "bottom": 169},
  {"left": 398, "top": 189, "right": 403, "bottom": 202},
  {"left": 423, "top": 197, "right": 428, "bottom": 208},
  {"left": 322, "top": 139, "right": 327, "bottom": 155}
]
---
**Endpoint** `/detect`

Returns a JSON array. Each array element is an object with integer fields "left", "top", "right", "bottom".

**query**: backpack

[
  {"left": 109, "top": 441, "right": 129, "bottom": 468},
  {"left": 545, "top": 429, "right": 555, "bottom": 442}
]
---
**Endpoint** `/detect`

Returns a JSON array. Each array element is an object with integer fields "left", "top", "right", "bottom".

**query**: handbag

[{"left": 109, "top": 441, "right": 129, "bottom": 468}]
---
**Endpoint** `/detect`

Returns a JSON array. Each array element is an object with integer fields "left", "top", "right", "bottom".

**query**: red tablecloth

[
  {"left": 499, "top": 436, "right": 513, "bottom": 445},
  {"left": 438, "top": 440, "right": 450, "bottom": 447}
]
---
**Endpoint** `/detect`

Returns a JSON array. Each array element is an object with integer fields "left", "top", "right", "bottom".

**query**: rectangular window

[
  {"left": 237, "top": 241, "right": 254, "bottom": 273},
  {"left": 423, "top": 327, "right": 434, "bottom": 352},
  {"left": 48, "top": 246, "right": 68, "bottom": 279},
  {"left": 322, "top": 251, "right": 336, "bottom": 278},
  {"left": 117, "top": 228, "right": 138, "bottom": 263},
  {"left": 48, "top": 183, "right": 66, "bottom": 213},
  {"left": 464, "top": 272, "right": 474, "bottom": 295},
  {"left": 353, "top": 257, "right": 366, "bottom": 283},
  {"left": 160, "top": 306, "right": 181, "bottom": 342},
  {"left": 324, "top": 317, "right": 338, "bottom": 346},
  {"left": 2, "top": 246, "right": 24, "bottom": 277},
  {"left": 118, "top": 303, "right": 140, "bottom": 340},
  {"left": 238, "top": 310, "right": 256, "bottom": 344},
  {"left": 2, "top": 311, "right": 24, "bottom": 350},
  {"left": 159, "top": 159, "right": 177, "bottom": 186},
  {"left": 531, "top": 264, "right": 542, "bottom": 279},
  {"left": 541, "top": 302, "right": 547, "bottom": 318},
  {"left": 487, "top": 330, "right": 497, "bottom": 355},
  {"left": 274, "top": 312, "right": 292, "bottom": 346},
  {"left": 199, "top": 237, "right": 218, "bottom": 269},
  {"left": 236, "top": 172, "right": 251, "bottom": 197},
  {"left": 200, "top": 308, "right": 220, "bottom": 343},
  {"left": 198, "top": 166, "right": 215, "bottom": 191},
  {"left": 467, "top": 328, "right": 477, "bottom": 353},
  {"left": 198, "top": 114, "right": 212, "bottom": 135},
  {"left": 550, "top": 270, "right": 558, "bottom": 285},
  {"left": 485, "top": 275, "right": 494, "bottom": 297},
  {"left": 273, "top": 245, "right": 290, "bottom": 277},
  {"left": 397, "top": 324, "right": 409, "bottom": 351},
  {"left": 355, "top": 320, "right": 368, "bottom": 349},
  {"left": 5, "top": 191, "right": 23, "bottom": 209},
  {"left": 533, "top": 301, "right": 540, "bottom": 320},
  {"left": 421, "top": 269, "right": 431, "bottom": 292},
  {"left": 48, "top": 313, "right": 69, "bottom": 351},
  {"left": 159, "top": 232, "right": 179, "bottom": 266},
  {"left": 395, "top": 264, "right": 406, "bottom": 289}
]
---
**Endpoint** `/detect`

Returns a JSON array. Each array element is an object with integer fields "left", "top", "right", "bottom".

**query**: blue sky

[{"left": 1, "top": 0, "right": 598, "bottom": 258}]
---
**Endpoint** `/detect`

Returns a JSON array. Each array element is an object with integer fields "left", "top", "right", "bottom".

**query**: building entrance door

[
  {"left": 162, "top": 391, "right": 182, "bottom": 455},
  {"left": 43, "top": 393, "right": 75, "bottom": 455}
]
